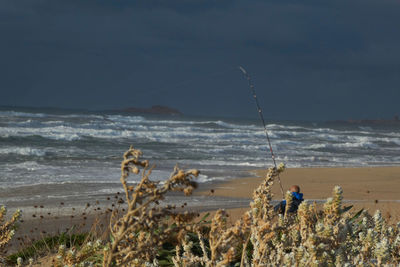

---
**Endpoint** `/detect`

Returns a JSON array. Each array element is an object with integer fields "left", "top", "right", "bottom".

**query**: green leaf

[
  {"left": 200, "top": 212, "right": 210, "bottom": 222},
  {"left": 350, "top": 208, "right": 364, "bottom": 222},
  {"left": 342, "top": 205, "right": 353, "bottom": 213}
]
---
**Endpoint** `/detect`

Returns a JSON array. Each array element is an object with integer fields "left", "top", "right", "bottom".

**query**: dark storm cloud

[{"left": 1, "top": 0, "right": 399, "bottom": 120}]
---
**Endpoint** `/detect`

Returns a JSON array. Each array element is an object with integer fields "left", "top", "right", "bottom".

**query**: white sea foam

[
  {"left": 105, "top": 115, "right": 146, "bottom": 123},
  {"left": 337, "top": 142, "right": 379, "bottom": 149},
  {"left": 213, "top": 120, "right": 259, "bottom": 129},
  {"left": 1, "top": 122, "right": 264, "bottom": 142},
  {"left": 359, "top": 126, "right": 373, "bottom": 131},
  {"left": 266, "top": 124, "right": 307, "bottom": 130},
  {"left": 306, "top": 141, "right": 379, "bottom": 150},
  {"left": 0, "top": 147, "right": 47, "bottom": 156},
  {"left": 383, "top": 138, "right": 400, "bottom": 146},
  {"left": 0, "top": 111, "right": 47, "bottom": 118},
  {"left": 107, "top": 115, "right": 260, "bottom": 130},
  {"left": 42, "top": 120, "right": 66, "bottom": 125},
  {"left": 306, "top": 144, "right": 328, "bottom": 149},
  {"left": 58, "top": 114, "right": 104, "bottom": 119},
  {"left": 194, "top": 159, "right": 265, "bottom": 167},
  {"left": 1, "top": 109, "right": 399, "bottom": 194}
]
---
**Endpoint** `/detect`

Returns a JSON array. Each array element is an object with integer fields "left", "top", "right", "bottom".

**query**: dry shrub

[
  {"left": 242, "top": 168, "right": 400, "bottom": 266},
  {"left": 172, "top": 208, "right": 250, "bottom": 267},
  {"left": 172, "top": 163, "right": 400, "bottom": 266},
  {"left": 50, "top": 218, "right": 107, "bottom": 267},
  {"left": 0, "top": 206, "right": 21, "bottom": 262},
  {"left": 52, "top": 239, "right": 104, "bottom": 267},
  {"left": 103, "top": 146, "right": 201, "bottom": 267}
]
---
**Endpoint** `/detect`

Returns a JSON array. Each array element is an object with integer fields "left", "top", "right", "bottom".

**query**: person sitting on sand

[{"left": 274, "top": 185, "right": 304, "bottom": 215}]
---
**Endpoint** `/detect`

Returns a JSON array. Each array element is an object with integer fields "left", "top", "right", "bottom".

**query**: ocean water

[{"left": 0, "top": 108, "right": 399, "bottom": 208}]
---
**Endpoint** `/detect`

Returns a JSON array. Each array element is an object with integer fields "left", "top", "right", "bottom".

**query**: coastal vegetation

[
  {"left": 1, "top": 147, "right": 400, "bottom": 266},
  {"left": 0, "top": 206, "right": 21, "bottom": 259}
]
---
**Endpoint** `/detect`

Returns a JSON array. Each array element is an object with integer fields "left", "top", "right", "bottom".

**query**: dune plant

[
  {"left": 171, "top": 163, "right": 400, "bottom": 266},
  {"left": 172, "top": 208, "right": 250, "bottom": 267},
  {"left": 103, "top": 146, "right": 201, "bottom": 267},
  {"left": 52, "top": 239, "right": 104, "bottom": 267},
  {"left": 171, "top": 164, "right": 286, "bottom": 267},
  {"left": 0, "top": 206, "right": 21, "bottom": 262},
  {"left": 8, "top": 232, "right": 89, "bottom": 266},
  {"left": 242, "top": 166, "right": 399, "bottom": 266}
]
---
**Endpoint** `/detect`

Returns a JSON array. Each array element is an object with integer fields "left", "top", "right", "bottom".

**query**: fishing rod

[{"left": 238, "top": 66, "right": 285, "bottom": 198}]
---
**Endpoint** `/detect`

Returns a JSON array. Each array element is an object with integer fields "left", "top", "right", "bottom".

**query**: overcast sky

[{"left": 1, "top": 0, "right": 399, "bottom": 120}]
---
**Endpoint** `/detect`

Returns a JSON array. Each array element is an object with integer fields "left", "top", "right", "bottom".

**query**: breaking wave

[
  {"left": 0, "top": 147, "right": 48, "bottom": 156},
  {"left": 1, "top": 108, "right": 399, "bottom": 193}
]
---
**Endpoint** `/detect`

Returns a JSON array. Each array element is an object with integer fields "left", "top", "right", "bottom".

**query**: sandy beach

[
  {"left": 12, "top": 167, "right": 400, "bottom": 234},
  {"left": 197, "top": 166, "right": 400, "bottom": 224}
]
